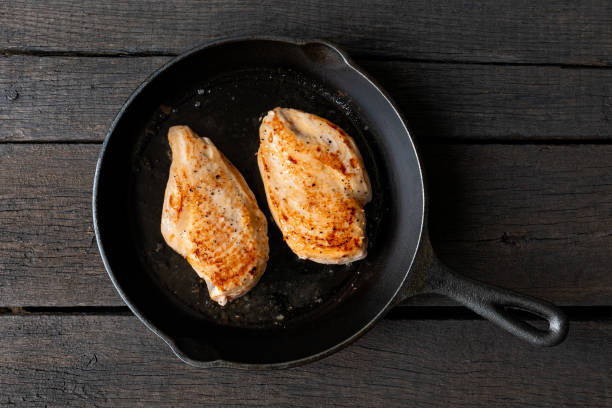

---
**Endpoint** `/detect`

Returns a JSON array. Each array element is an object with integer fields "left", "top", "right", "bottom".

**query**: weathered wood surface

[
  {"left": 2, "top": 0, "right": 612, "bottom": 66},
  {"left": 0, "top": 315, "right": 609, "bottom": 407},
  {"left": 426, "top": 144, "right": 612, "bottom": 305},
  {"left": 2, "top": 56, "right": 612, "bottom": 142},
  {"left": 0, "top": 144, "right": 107, "bottom": 305},
  {"left": 0, "top": 56, "right": 168, "bottom": 142},
  {"left": 1, "top": 1, "right": 611, "bottom": 406},
  {"left": 1, "top": 144, "right": 610, "bottom": 307}
]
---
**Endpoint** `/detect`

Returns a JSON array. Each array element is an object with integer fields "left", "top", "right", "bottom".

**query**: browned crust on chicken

[
  {"left": 161, "top": 126, "right": 268, "bottom": 305},
  {"left": 257, "top": 108, "right": 371, "bottom": 264}
]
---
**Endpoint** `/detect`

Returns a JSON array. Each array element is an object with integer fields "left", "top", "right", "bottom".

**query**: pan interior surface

[
  {"left": 132, "top": 67, "right": 385, "bottom": 328},
  {"left": 94, "top": 39, "right": 424, "bottom": 365}
]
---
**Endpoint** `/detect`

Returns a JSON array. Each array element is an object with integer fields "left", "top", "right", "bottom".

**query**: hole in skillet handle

[
  {"left": 499, "top": 305, "right": 551, "bottom": 331},
  {"left": 408, "top": 240, "right": 569, "bottom": 346}
]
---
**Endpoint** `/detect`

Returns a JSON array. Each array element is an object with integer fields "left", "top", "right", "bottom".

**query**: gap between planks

[
  {"left": 0, "top": 305, "right": 609, "bottom": 321},
  {"left": 4, "top": 48, "right": 612, "bottom": 71}
]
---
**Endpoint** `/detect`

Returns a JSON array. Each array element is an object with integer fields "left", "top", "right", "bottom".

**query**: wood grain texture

[
  {"left": 0, "top": 56, "right": 169, "bottom": 142},
  {"left": 2, "top": 56, "right": 612, "bottom": 142},
  {"left": 0, "top": 144, "right": 610, "bottom": 306},
  {"left": 2, "top": 0, "right": 612, "bottom": 65},
  {"left": 425, "top": 144, "right": 612, "bottom": 305},
  {"left": 364, "top": 60, "right": 612, "bottom": 141},
  {"left": 0, "top": 144, "right": 119, "bottom": 305},
  {"left": 0, "top": 315, "right": 610, "bottom": 407}
]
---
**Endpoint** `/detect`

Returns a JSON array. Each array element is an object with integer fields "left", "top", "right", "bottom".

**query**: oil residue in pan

[{"left": 129, "top": 67, "right": 386, "bottom": 329}]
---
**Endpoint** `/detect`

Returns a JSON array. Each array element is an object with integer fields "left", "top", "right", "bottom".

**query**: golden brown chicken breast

[
  {"left": 161, "top": 126, "right": 268, "bottom": 305},
  {"left": 257, "top": 108, "right": 371, "bottom": 264}
]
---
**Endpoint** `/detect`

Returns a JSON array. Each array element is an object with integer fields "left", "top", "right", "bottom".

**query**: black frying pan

[{"left": 93, "top": 37, "right": 568, "bottom": 368}]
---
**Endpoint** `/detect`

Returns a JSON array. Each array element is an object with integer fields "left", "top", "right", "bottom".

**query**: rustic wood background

[{"left": 1, "top": 1, "right": 610, "bottom": 406}]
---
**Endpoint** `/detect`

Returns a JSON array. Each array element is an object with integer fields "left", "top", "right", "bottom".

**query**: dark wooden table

[{"left": 1, "top": 1, "right": 611, "bottom": 406}]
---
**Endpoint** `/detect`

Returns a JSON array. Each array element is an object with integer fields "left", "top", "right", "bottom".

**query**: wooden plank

[
  {"left": 0, "top": 144, "right": 121, "bottom": 305},
  {"left": 2, "top": 0, "right": 612, "bottom": 65},
  {"left": 0, "top": 56, "right": 169, "bottom": 142},
  {"left": 425, "top": 144, "right": 612, "bottom": 305},
  {"left": 0, "top": 144, "right": 611, "bottom": 306},
  {"left": 364, "top": 61, "right": 612, "bottom": 142},
  {"left": 0, "top": 315, "right": 609, "bottom": 407},
  {"left": 3, "top": 56, "right": 612, "bottom": 142}
]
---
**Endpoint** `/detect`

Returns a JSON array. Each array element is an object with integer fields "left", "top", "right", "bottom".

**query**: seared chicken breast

[
  {"left": 257, "top": 108, "right": 371, "bottom": 264},
  {"left": 161, "top": 126, "right": 268, "bottom": 305}
]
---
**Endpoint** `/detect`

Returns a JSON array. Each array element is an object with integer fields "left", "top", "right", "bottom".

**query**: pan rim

[{"left": 92, "top": 36, "right": 425, "bottom": 369}]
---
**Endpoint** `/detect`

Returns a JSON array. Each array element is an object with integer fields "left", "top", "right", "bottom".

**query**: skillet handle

[{"left": 424, "top": 258, "right": 569, "bottom": 346}]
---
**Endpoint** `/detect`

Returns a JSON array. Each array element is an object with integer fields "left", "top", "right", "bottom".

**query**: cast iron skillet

[{"left": 93, "top": 37, "right": 568, "bottom": 368}]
